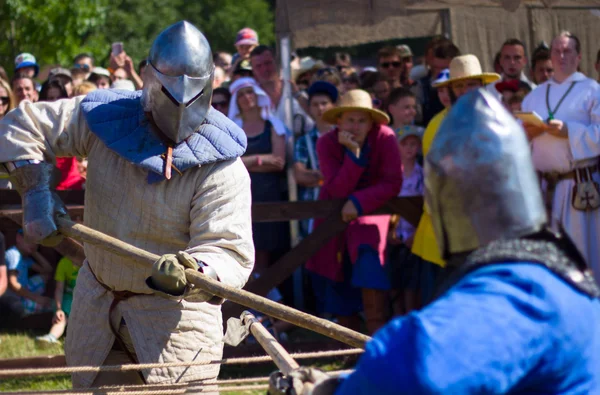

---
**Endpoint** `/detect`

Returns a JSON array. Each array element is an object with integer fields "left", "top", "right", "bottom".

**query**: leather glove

[
  {"left": 11, "top": 162, "right": 68, "bottom": 246},
  {"left": 146, "top": 251, "right": 215, "bottom": 302},
  {"left": 268, "top": 368, "right": 339, "bottom": 395}
]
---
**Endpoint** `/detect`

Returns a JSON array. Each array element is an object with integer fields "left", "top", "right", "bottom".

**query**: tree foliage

[
  {"left": 0, "top": 0, "right": 109, "bottom": 71},
  {"left": 179, "top": 0, "right": 275, "bottom": 53},
  {"left": 0, "top": 0, "right": 274, "bottom": 78}
]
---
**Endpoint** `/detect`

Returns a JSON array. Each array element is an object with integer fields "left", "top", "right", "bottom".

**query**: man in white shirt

[
  {"left": 487, "top": 39, "right": 536, "bottom": 100},
  {"left": 250, "top": 45, "right": 314, "bottom": 135},
  {"left": 522, "top": 31, "right": 600, "bottom": 284}
]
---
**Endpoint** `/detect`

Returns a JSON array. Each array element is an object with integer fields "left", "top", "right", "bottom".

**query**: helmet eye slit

[
  {"left": 186, "top": 90, "right": 204, "bottom": 108},
  {"left": 161, "top": 86, "right": 179, "bottom": 106}
]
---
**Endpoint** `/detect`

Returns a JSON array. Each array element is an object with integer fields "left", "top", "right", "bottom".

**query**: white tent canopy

[{"left": 276, "top": 0, "right": 600, "bottom": 74}]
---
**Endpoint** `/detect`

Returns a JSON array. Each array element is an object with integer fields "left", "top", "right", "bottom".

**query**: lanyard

[{"left": 545, "top": 82, "right": 576, "bottom": 121}]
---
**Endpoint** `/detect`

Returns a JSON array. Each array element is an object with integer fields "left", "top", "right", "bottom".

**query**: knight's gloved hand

[
  {"left": 11, "top": 162, "right": 68, "bottom": 246},
  {"left": 268, "top": 368, "right": 339, "bottom": 395},
  {"left": 147, "top": 251, "right": 215, "bottom": 302}
]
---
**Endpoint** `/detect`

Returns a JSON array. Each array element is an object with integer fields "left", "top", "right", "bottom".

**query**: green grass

[
  {"left": 0, "top": 331, "right": 70, "bottom": 392},
  {"left": 0, "top": 330, "right": 348, "bottom": 394},
  {"left": 0, "top": 332, "right": 64, "bottom": 359}
]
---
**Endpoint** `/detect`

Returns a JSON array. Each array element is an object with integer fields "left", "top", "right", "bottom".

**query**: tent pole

[
  {"left": 441, "top": 8, "right": 452, "bottom": 40},
  {"left": 279, "top": 34, "right": 299, "bottom": 248},
  {"left": 279, "top": 34, "right": 304, "bottom": 309}
]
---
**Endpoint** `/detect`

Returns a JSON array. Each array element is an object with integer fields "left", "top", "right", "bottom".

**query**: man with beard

[{"left": 487, "top": 38, "right": 536, "bottom": 100}]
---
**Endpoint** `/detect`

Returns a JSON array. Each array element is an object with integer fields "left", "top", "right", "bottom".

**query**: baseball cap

[
  {"left": 397, "top": 44, "right": 413, "bottom": 58},
  {"left": 235, "top": 28, "right": 259, "bottom": 46},
  {"left": 111, "top": 79, "right": 136, "bottom": 91},
  {"left": 495, "top": 79, "right": 530, "bottom": 94},
  {"left": 432, "top": 68, "right": 450, "bottom": 87},
  {"left": 49, "top": 67, "right": 73, "bottom": 82},
  {"left": 233, "top": 59, "right": 253, "bottom": 76},
  {"left": 395, "top": 125, "right": 423, "bottom": 143},
  {"left": 89, "top": 67, "right": 111, "bottom": 78},
  {"left": 14, "top": 53, "right": 39, "bottom": 77},
  {"left": 307, "top": 81, "right": 339, "bottom": 103}
]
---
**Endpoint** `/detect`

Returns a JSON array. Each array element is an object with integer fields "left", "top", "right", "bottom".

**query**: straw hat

[
  {"left": 322, "top": 89, "right": 390, "bottom": 125},
  {"left": 433, "top": 54, "right": 500, "bottom": 88},
  {"left": 292, "top": 57, "right": 325, "bottom": 82}
]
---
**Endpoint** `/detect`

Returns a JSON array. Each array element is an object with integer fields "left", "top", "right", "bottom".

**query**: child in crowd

[
  {"left": 361, "top": 72, "right": 390, "bottom": 110},
  {"left": 495, "top": 79, "right": 531, "bottom": 112},
  {"left": 387, "top": 129, "right": 424, "bottom": 315},
  {"left": 294, "top": 81, "right": 338, "bottom": 237},
  {"left": 508, "top": 91, "right": 527, "bottom": 112},
  {"left": 387, "top": 87, "right": 424, "bottom": 168},
  {"left": 433, "top": 69, "right": 452, "bottom": 109},
  {"left": 36, "top": 255, "right": 80, "bottom": 346},
  {"left": 387, "top": 87, "right": 424, "bottom": 137},
  {"left": 232, "top": 27, "right": 259, "bottom": 65},
  {"left": 5, "top": 229, "right": 53, "bottom": 317}
]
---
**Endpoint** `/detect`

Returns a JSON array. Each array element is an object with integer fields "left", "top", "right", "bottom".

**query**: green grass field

[
  {"left": 0, "top": 330, "right": 349, "bottom": 394},
  {"left": 0, "top": 332, "right": 70, "bottom": 392}
]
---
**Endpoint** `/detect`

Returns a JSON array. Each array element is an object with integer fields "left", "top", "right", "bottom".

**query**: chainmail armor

[{"left": 438, "top": 238, "right": 600, "bottom": 298}]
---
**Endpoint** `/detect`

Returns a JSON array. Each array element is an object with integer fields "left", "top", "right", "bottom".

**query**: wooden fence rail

[{"left": 0, "top": 190, "right": 423, "bottom": 318}]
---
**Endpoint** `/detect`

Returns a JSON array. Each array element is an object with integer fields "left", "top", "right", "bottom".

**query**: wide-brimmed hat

[
  {"left": 292, "top": 57, "right": 325, "bottom": 82},
  {"left": 433, "top": 55, "right": 500, "bottom": 88},
  {"left": 322, "top": 89, "right": 390, "bottom": 125}
]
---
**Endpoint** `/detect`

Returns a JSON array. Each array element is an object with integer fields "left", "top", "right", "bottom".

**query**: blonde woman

[
  {"left": 0, "top": 78, "right": 15, "bottom": 119},
  {"left": 72, "top": 81, "right": 97, "bottom": 96}
]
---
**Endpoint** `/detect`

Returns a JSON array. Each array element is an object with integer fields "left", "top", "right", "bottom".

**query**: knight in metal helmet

[
  {"left": 425, "top": 88, "right": 598, "bottom": 292},
  {"left": 271, "top": 89, "right": 600, "bottom": 395},
  {"left": 142, "top": 21, "right": 214, "bottom": 144},
  {"left": 425, "top": 86, "right": 548, "bottom": 264},
  {"left": 0, "top": 21, "right": 253, "bottom": 389}
]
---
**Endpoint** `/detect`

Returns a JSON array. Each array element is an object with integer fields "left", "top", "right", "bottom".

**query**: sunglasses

[
  {"left": 380, "top": 61, "right": 402, "bottom": 69},
  {"left": 73, "top": 64, "right": 90, "bottom": 72},
  {"left": 212, "top": 101, "right": 228, "bottom": 107},
  {"left": 0, "top": 96, "right": 8, "bottom": 105}
]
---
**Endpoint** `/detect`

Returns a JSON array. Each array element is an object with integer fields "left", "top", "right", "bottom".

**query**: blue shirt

[
  {"left": 336, "top": 263, "right": 600, "bottom": 394},
  {"left": 5, "top": 246, "right": 35, "bottom": 290},
  {"left": 294, "top": 127, "right": 321, "bottom": 203}
]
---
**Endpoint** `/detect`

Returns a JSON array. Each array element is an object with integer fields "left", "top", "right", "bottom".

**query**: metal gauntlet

[{"left": 9, "top": 162, "right": 68, "bottom": 246}]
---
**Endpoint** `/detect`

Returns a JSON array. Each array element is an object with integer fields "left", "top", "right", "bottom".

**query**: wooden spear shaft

[
  {"left": 56, "top": 218, "right": 371, "bottom": 349},
  {"left": 243, "top": 312, "right": 299, "bottom": 375}
]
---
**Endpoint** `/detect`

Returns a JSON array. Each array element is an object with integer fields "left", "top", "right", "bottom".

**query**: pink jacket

[{"left": 306, "top": 124, "right": 403, "bottom": 282}]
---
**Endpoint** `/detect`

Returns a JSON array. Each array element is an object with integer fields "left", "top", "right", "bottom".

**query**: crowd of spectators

[{"left": 2, "top": 25, "right": 600, "bottom": 341}]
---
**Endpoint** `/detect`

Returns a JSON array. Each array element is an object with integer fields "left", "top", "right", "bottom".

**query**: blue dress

[{"left": 336, "top": 263, "right": 600, "bottom": 394}]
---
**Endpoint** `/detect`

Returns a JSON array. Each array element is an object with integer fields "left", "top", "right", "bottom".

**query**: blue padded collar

[{"left": 80, "top": 89, "right": 247, "bottom": 183}]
